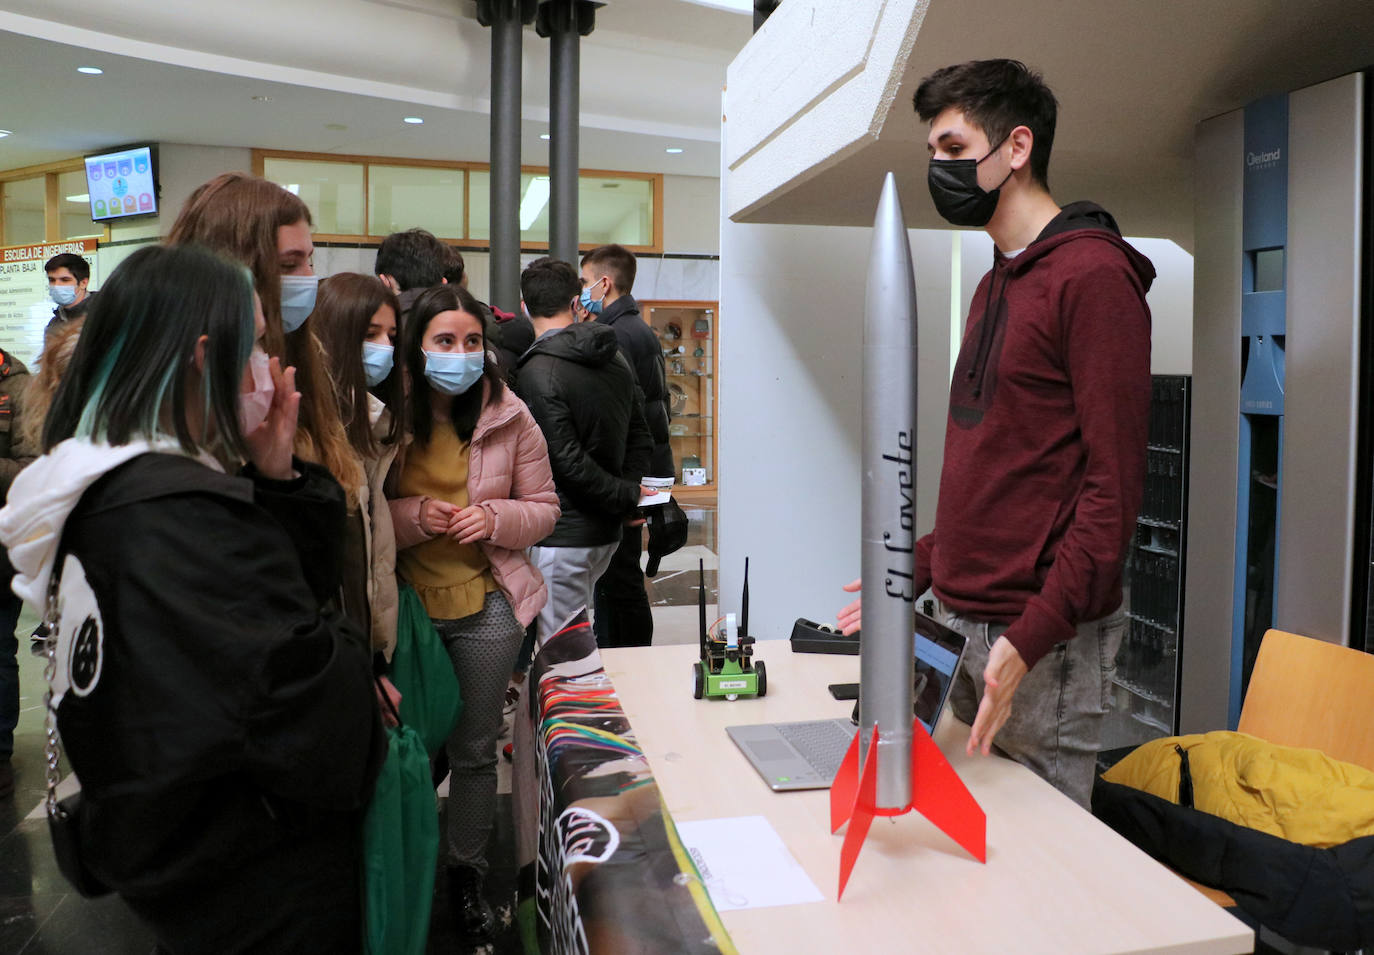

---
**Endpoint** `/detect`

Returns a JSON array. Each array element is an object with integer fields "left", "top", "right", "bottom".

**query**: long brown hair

[
  {"left": 168, "top": 173, "right": 363, "bottom": 499},
  {"left": 21, "top": 317, "right": 86, "bottom": 450},
  {"left": 311, "top": 273, "right": 401, "bottom": 457}
]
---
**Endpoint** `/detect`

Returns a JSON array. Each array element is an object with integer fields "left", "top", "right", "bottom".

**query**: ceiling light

[
  {"left": 77, "top": 66, "right": 103, "bottom": 75},
  {"left": 65, "top": 194, "right": 90, "bottom": 203},
  {"left": 0, "top": 130, "right": 11, "bottom": 139},
  {"left": 539, "top": 133, "right": 551, "bottom": 140},
  {"left": 404, "top": 116, "right": 424, "bottom": 125},
  {"left": 665, "top": 147, "right": 684, "bottom": 154},
  {"left": 519, "top": 176, "right": 550, "bottom": 230},
  {"left": 285, "top": 184, "right": 301, "bottom": 195}
]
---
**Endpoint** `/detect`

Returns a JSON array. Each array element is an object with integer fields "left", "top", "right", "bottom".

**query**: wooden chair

[{"left": 1178, "top": 627, "right": 1374, "bottom": 906}]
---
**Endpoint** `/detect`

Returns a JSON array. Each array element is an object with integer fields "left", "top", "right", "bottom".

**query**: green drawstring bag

[
  {"left": 364, "top": 683, "right": 439, "bottom": 955},
  {"left": 389, "top": 584, "right": 463, "bottom": 757}
]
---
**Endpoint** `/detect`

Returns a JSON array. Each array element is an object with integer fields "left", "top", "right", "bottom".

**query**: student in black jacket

[
  {"left": 579, "top": 244, "right": 673, "bottom": 647},
  {"left": 0, "top": 245, "right": 387, "bottom": 955},
  {"left": 515, "top": 258, "right": 653, "bottom": 645}
]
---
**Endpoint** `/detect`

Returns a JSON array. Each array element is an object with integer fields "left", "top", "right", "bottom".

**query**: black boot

[{"left": 448, "top": 864, "right": 496, "bottom": 941}]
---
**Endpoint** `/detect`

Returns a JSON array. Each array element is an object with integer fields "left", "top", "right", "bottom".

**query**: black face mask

[{"left": 927, "top": 135, "right": 1013, "bottom": 227}]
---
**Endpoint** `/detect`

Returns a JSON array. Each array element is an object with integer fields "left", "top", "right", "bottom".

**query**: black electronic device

[
  {"left": 83, "top": 144, "right": 160, "bottom": 222},
  {"left": 828, "top": 682, "right": 860, "bottom": 701},
  {"left": 842, "top": 615, "right": 968, "bottom": 734},
  {"left": 790, "top": 618, "right": 859, "bottom": 654}
]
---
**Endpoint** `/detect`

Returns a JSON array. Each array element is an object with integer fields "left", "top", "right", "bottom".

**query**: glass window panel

[
  {"left": 468, "top": 172, "right": 653, "bottom": 247},
  {"left": 58, "top": 170, "right": 101, "bottom": 239},
  {"left": 368, "top": 165, "right": 464, "bottom": 238},
  {"left": 467, "top": 171, "right": 543, "bottom": 243},
  {"left": 2, "top": 176, "right": 45, "bottom": 246},
  {"left": 579, "top": 176, "right": 653, "bottom": 246},
  {"left": 261, "top": 158, "right": 364, "bottom": 235}
]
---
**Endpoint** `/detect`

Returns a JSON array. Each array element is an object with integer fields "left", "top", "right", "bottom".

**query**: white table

[{"left": 600, "top": 643, "right": 1253, "bottom": 955}]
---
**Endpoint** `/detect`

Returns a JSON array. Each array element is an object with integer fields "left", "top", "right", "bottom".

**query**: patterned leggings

[{"left": 433, "top": 590, "right": 525, "bottom": 872}]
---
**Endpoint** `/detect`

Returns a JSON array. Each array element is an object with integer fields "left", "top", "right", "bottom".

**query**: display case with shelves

[
  {"left": 642, "top": 300, "right": 717, "bottom": 498},
  {"left": 1100, "top": 375, "right": 1191, "bottom": 765}
]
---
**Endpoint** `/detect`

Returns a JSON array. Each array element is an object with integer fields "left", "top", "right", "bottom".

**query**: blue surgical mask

[
  {"left": 49, "top": 285, "right": 78, "bottom": 307},
  {"left": 279, "top": 274, "right": 318, "bottom": 333},
  {"left": 579, "top": 279, "right": 605, "bottom": 316},
  {"left": 424, "top": 350, "right": 485, "bottom": 396},
  {"left": 362, "top": 341, "right": 394, "bottom": 387}
]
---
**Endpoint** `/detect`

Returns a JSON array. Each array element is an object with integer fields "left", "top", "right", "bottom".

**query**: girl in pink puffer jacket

[{"left": 386, "top": 284, "right": 558, "bottom": 942}]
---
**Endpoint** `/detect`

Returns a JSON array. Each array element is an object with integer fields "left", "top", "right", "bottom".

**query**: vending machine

[{"left": 1183, "top": 71, "right": 1371, "bottom": 732}]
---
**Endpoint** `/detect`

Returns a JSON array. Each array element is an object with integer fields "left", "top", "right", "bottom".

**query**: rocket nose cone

[
  {"left": 873, "top": 171, "right": 908, "bottom": 234},
  {"left": 866, "top": 172, "right": 919, "bottom": 331}
]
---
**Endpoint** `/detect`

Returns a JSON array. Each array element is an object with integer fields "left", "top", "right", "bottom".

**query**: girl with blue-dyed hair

[{"left": 0, "top": 243, "right": 387, "bottom": 954}]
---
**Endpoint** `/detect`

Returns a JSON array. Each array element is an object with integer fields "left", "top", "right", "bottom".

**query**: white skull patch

[{"left": 52, "top": 553, "right": 104, "bottom": 707}]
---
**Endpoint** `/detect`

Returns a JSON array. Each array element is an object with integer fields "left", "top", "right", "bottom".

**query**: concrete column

[
  {"left": 537, "top": 1, "right": 600, "bottom": 266},
  {"left": 477, "top": 0, "right": 537, "bottom": 313}
]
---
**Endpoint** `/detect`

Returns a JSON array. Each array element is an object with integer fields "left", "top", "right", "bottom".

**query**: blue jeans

[
  {"left": 0, "top": 589, "right": 22, "bottom": 760},
  {"left": 939, "top": 602, "right": 1126, "bottom": 809}
]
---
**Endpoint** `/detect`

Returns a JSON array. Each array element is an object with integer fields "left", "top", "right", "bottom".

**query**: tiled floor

[{"left": 0, "top": 506, "right": 718, "bottom": 954}]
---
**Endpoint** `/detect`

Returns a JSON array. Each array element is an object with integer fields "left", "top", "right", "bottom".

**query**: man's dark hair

[
  {"left": 442, "top": 245, "right": 466, "bottom": 286},
  {"left": 375, "top": 228, "right": 448, "bottom": 291},
  {"left": 520, "top": 257, "right": 581, "bottom": 318},
  {"left": 580, "top": 244, "right": 637, "bottom": 295},
  {"left": 44, "top": 253, "right": 90, "bottom": 283},
  {"left": 913, "top": 59, "right": 1058, "bottom": 188}
]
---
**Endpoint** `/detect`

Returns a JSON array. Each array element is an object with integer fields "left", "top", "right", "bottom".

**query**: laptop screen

[{"left": 914, "top": 613, "right": 967, "bottom": 733}]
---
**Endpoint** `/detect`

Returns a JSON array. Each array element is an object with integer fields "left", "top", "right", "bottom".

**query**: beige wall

[{"left": 663, "top": 174, "right": 720, "bottom": 255}]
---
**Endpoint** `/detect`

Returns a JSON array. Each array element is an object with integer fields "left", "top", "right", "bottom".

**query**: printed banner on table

[
  {"left": 0, "top": 239, "right": 99, "bottom": 365},
  {"left": 512, "top": 611, "right": 733, "bottom": 955}
]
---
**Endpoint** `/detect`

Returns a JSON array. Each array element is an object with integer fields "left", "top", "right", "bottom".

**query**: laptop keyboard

[{"left": 778, "top": 720, "right": 856, "bottom": 777}]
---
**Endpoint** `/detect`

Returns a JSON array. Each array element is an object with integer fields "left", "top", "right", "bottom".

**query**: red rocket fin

[
  {"left": 829, "top": 723, "right": 864, "bottom": 834},
  {"left": 909, "top": 718, "right": 987, "bottom": 863},
  {"left": 836, "top": 729, "right": 880, "bottom": 900}
]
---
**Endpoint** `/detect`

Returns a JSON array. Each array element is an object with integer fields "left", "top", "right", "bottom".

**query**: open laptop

[{"left": 726, "top": 612, "right": 968, "bottom": 792}]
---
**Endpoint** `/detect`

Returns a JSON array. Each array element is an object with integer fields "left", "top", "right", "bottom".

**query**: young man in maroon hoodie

[{"left": 839, "top": 59, "right": 1153, "bottom": 808}]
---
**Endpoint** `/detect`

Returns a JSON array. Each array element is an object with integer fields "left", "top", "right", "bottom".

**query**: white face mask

[
  {"left": 279, "top": 274, "right": 318, "bottom": 333},
  {"left": 238, "top": 349, "right": 274, "bottom": 434},
  {"left": 362, "top": 341, "right": 394, "bottom": 387}
]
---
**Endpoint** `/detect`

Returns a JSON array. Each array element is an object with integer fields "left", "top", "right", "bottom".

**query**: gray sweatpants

[
  {"left": 530, "top": 542, "right": 618, "bottom": 645},
  {"left": 940, "top": 602, "right": 1126, "bottom": 809},
  {"left": 434, "top": 591, "right": 525, "bottom": 872}
]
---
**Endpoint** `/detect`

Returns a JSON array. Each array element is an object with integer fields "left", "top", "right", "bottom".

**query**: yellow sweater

[
  {"left": 1102, "top": 730, "right": 1374, "bottom": 848},
  {"left": 396, "top": 426, "right": 496, "bottom": 620}
]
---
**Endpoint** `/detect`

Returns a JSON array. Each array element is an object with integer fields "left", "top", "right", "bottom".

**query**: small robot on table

[{"left": 693, "top": 557, "right": 766, "bottom": 700}]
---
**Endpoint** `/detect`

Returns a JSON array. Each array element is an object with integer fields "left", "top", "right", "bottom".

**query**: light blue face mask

[
  {"left": 424, "top": 349, "right": 485, "bottom": 396},
  {"left": 579, "top": 279, "right": 606, "bottom": 316},
  {"left": 49, "top": 285, "right": 78, "bottom": 306},
  {"left": 362, "top": 341, "right": 394, "bottom": 387},
  {"left": 280, "top": 274, "right": 318, "bottom": 333}
]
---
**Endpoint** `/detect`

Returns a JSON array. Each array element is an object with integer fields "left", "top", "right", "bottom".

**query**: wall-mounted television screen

[{"left": 83, "top": 145, "right": 158, "bottom": 221}]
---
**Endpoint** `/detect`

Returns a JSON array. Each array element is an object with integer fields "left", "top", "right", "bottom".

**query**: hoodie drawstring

[{"left": 968, "top": 263, "right": 1009, "bottom": 399}]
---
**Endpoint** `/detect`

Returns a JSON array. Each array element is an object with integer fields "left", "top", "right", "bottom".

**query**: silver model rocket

[{"left": 858, "top": 172, "right": 919, "bottom": 810}]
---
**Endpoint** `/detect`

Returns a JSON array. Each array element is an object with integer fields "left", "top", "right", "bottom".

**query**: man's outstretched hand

[
  {"left": 837, "top": 577, "right": 862, "bottom": 634},
  {"left": 968, "top": 635, "right": 1028, "bottom": 756}
]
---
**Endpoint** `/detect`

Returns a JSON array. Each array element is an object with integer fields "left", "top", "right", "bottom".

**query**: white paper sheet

[
  {"left": 675, "top": 815, "right": 825, "bottom": 911},
  {"left": 638, "top": 476, "right": 674, "bottom": 507}
]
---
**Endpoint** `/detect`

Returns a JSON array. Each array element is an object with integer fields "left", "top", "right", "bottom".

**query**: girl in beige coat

[{"left": 306, "top": 273, "right": 403, "bottom": 659}]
